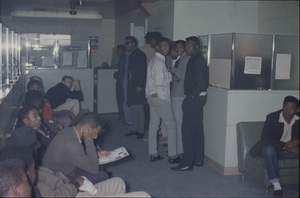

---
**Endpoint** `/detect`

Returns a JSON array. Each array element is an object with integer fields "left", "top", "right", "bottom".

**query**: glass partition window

[
  {"left": 20, "top": 33, "right": 90, "bottom": 69},
  {"left": 199, "top": 32, "right": 299, "bottom": 90}
]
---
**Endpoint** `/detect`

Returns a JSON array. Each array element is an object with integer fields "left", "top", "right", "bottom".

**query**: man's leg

[
  {"left": 131, "top": 105, "right": 139, "bottom": 132},
  {"left": 70, "top": 168, "right": 109, "bottom": 185},
  {"left": 116, "top": 83, "right": 124, "bottom": 118},
  {"left": 151, "top": 97, "right": 177, "bottom": 157},
  {"left": 136, "top": 104, "right": 145, "bottom": 135},
  {"left": 193, "top": 96, "right": 206, "bottom": 163},
  {"left": 107, "top": 191, "right": 151, "bottom": 197},
  {"left": 53, "top": 113, "right": 72, "bottom": 128},
  {"left": 261, "top": 146, "right": 281, "bottom": 184},
  {"left": 261, "top": 145, "right": 297, "bottom": 195},
  {"left": 147, "top": 97, "right": 161, "bottom": 156},
  {"left": 54, "top": 99, "right": 80, "bottom": 116},
  {"left": 122, "top": 78, "right": 132, "bottom": 123},
  {"left": 171, "top": 96, "right": 185, "bottom": 154},
  {"left": 181, "top": 97, "right": 202, "bottom": 166},
  {"left": 76, "top": 177, "right": 125, "bottom": 197}
]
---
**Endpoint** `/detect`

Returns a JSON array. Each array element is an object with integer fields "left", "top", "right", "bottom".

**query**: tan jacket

[{"left": 36, "top": 166, "right": 77, "bottom": 197}]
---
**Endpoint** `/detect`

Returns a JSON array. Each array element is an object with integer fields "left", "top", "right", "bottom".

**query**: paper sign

[
  {"left": 63, "top": 52, "right": 72, "bottom": 65},
  {"left": 77, "top": 59, "right": 87, "bottom": 68},
  {"left": 42, "top": 57, "right": 54, "bottom": 67},
  {"left": 244, "top": 56, "right": 262, "bottom": 75},
  {"left": 275, "top": 54, "right": 291, "bottom": 80}
]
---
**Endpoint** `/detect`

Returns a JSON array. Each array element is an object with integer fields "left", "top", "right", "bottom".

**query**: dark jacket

[
  {"left": 113, "top": 54, "right": 126, "bottom": 87},
  {"left": 249, "top": 110, "right": 299, "bottom": 157},
  {"left": 127, "top": 48, "right": 147, "bottom": 105},
  {"left": 45, "top": 83, "right": 83, "bottom": 109},
  {"left": 184, "top": 51, "right": 209, "bottom": 98}
]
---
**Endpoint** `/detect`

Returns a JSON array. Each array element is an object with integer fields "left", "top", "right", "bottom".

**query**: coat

[
  {"left": 127, "top": 48, "right": 147, "bottom": 105},
  {"left": 249, "top": 110, "right": 299, "bottom": 157}
]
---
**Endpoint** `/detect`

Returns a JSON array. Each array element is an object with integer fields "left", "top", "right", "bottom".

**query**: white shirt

[
  {"left": 145, "top": 52, "right": 172, "bottom": 102},
  {"left": 279, "top": 111, "right": 299, "bottom": 143}
]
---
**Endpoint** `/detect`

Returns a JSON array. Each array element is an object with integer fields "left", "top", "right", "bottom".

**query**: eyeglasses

[{"left": 124, "top": 41, "right": 132, "bottom": 46}]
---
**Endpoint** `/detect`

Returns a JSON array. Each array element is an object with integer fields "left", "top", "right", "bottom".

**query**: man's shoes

[
  {"left": 124, "top": 121, "right": 132, "bottom": 125},
  {"left": 136, "top": 133, "right": 144, "bottom": 139},
  {"left": 150, "top": 155, "right": 164, "bottom": 162},
  {"left": 193, "top": 161, "right": 204, "bottom": 167},
  {"left": 171, "top": 164, "right": 193, "bottom": 171},
  {"left": 273, "top": 190, "right": 283, "bottom": 197},
  {"left": 159, "top": 136, "right": 168, "bottom": 144},
  {"left": 124, "top": 131, "right": 137, "bottom": 136},
  {"left": 169, "top": 156, "right": 181, "bottom": 164}
]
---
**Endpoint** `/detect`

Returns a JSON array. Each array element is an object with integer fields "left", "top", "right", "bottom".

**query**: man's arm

[
  {"left": 36, "top": 169, "right": 78, "bottom": 197},
  {"left": 190, "top": 58, "right": 209, "bottom": 98},
  {"left": 65, "top": 126, "right": 99, "bottom": 174},
  {"left": 59, "top": 83, "right": 83, "bottom": 101},
  {"left": 152, "top": 61, "right": 172, "bottom": 88}
]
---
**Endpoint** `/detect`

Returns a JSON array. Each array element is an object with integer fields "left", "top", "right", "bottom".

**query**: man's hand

[
  {"left": 81, "top": 125, "right": 96, "bottom": 141},
  {"left": 74, "top": 176, "right": 84, "bottom": 187},
  {"left": 172, "top": 76, "right": 180, "bottom": 84},
  {"left": 97, "top": 150, "right": 110, "bottom": 158},
  {"left": 283, "top": 139, "right": 299, "bottom": 153},
  {"left": 56, "top": 123, "right": 63, "bottom": 130},
  {"left": 136, "top": 87, "right": 142, "bottom": 93},
  {"left": 72, "top": 79, "right": 81, "bottom": 91}
]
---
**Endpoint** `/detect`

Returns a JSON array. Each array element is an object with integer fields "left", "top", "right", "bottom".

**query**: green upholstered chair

[{"left": 236, "top": 121, "right": 299, "bottom": 194}]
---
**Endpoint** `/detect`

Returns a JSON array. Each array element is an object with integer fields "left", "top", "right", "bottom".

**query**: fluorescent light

[{"left": 11, "top": 10, "right": 102, "bottom": 19}]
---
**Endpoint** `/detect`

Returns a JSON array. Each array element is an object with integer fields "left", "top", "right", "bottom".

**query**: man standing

[
  {"left": 170, "top": 40, "right": 190, "bottom": 156},
  {"left": 124, "top": 36, "right": 147, "bottom": 139},
  {"left": 250, "top": 96, "right": 299, "bottom": 197},
  {"left": 171, "top": 36, "right": 209, "bottom": 171},
  {"left": 113, "top": 45, "right": 126, "bottom": 120},
  {"left": 45, "top": 75, "right": 83, "bottom": 116},
  {"left": 146, "top": 37, "right": 181, "bottom": 164}
]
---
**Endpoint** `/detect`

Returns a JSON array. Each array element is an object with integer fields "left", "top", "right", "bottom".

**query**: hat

[{"left": 8, "top": 126, "right": 41, "bottom": 150}]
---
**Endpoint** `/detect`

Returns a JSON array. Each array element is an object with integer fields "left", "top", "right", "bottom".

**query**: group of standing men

[{"left": 114, "top": 32, "right": 209, "bottom": 171}]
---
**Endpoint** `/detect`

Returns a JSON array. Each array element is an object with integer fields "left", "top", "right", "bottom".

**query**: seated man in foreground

[
  {"left": 45, "top": 75, "right": 83, "bottom": 116},
  {"left": 250, "top": 95, "right": 299, "bottom": 197},
  {"left": 42, "top": 112, "right": 110, "bottom": 185},
  {"left": 0, "top": 159, "right": 32, "bottom": 198}
]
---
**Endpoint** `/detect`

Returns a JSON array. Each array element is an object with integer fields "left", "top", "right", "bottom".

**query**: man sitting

[
  {"left": 0, "top": 159, "right": 31, "bottom": 198},
  {"left": 42, "top": 112, "right": 110, "bottom": 185},
  {"left": 45, "top": 75, "right": 83, "bottom": 116},
  {"left": 250, "top": 95, "right": 299, "bottom": 197},
  {"left": 0, "top": 145, "right": 40, "bottom": 197},
  {"left": 27, "top": 80, "right": 74, "bottom": 128}
]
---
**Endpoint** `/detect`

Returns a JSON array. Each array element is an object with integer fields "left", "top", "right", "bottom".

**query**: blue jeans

[
  {"left": 261, "top": 145, "right": 297, "bottom": 183},
  {"left": 122, "top": 78, "right": 132, "bottom": 123}
]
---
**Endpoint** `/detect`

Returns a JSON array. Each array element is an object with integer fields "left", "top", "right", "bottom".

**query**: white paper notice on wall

[
  {"left": 79, "top": 51, "right": 86, "bottom": 60},
  {"left": 78, "top": 59, "right": 87, "bottom": 68},
  {"left": 275, "top": 54, "right": 291, "bottom": 80},
  {"left": 244, "top": 56, "right": 262, "bottom": 75},
  {"left": 63, "top": 52, "right": 72, "bottom": 65},
  {"left": 42, "top": 57, "right": 54, "bottom": 67}
]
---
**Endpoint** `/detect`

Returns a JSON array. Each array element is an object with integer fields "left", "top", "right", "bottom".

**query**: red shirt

[{"left": 42, "top": 104, "right": 55, "bottom": 120}]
